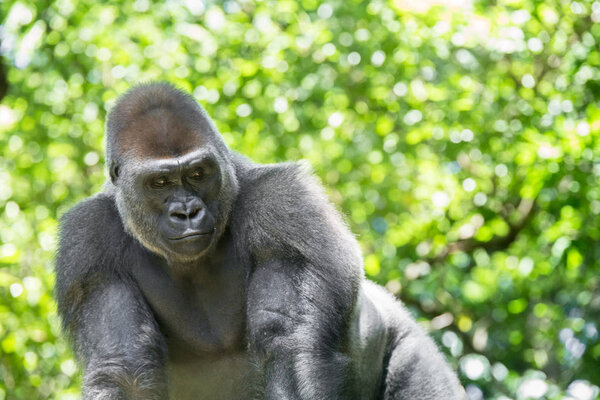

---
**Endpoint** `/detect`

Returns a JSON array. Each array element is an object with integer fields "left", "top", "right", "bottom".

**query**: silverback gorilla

[{"left": 55, "top": 83, "right": 463, "bottom": 400}]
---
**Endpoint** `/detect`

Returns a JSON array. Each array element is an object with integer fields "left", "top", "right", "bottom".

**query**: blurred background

[{"left": 0, "top": 0, "right": 599, "bottom": 399}]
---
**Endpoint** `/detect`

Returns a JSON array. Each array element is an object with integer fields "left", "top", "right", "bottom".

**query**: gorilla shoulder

[
  {"left": 233, "top": 161, "right": 362, "bottom": 272},
  {"left": 57, "top": 193, "right": 129, "bottom": 272},
  {"left": 55, "top": 193, "right": 133, "bottom": 329}
]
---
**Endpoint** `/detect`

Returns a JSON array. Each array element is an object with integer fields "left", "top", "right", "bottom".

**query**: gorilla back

[{"left": 55, "top": 83, "right": 464, "bottom": 399}]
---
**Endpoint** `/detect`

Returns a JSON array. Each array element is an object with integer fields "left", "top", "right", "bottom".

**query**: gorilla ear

[{"left": 110, "top": 162, "right": 120, "bottom": 184}]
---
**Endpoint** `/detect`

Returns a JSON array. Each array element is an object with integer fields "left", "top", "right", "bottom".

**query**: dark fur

[{"left": 55, "top": 83, "right": 464, "bottom": 399}]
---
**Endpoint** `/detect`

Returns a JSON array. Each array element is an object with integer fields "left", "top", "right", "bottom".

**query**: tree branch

[
  {"left": 0, "top": 56, "right": 8, "bottom": 102},
  {"left": 425, "top": 198, "right": 537, "bottom": 264}
]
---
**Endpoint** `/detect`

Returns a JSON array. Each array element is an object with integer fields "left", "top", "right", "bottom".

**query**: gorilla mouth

[{"left": 168, "top": 230, "right": 213, "bottom": 241}]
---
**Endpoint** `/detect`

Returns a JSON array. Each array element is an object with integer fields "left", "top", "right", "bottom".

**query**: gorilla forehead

[
  {"left": 106, "top": 82, "right": 224, "bottom": 163},
  {"left": 118, "top": 107, "right": 206, "bottom": 160}
]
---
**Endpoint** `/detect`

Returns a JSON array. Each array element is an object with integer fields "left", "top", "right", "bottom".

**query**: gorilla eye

[
  {"left": 189, "top": 168, "right": 205, "bottom": 181},
  {"left": 150, "top": 176, "right": 169, "bottom": 188}
]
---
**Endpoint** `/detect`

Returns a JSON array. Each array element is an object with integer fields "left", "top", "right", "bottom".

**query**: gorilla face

[
  {"left": 139, "top": 149, "right": 220, "bottom": 257},
  {"left": 108, "top": 105, "right": 238, "bottom": 264}
]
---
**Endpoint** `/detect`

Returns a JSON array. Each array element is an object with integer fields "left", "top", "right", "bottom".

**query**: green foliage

[{"left": 1, "top": 0, "right": 599, "bottom": 398}]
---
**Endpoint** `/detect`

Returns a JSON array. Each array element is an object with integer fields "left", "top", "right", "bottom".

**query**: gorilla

[{"left": 55, "top": 83, "right": 463, "bottom": 400}]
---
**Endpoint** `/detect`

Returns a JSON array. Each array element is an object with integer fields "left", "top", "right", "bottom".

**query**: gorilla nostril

[
  {"left": 171, "top": 212, "right": 187, "bottom": 221},
  {"left": 189, "top": 208, "right": 200, "bottom": 219}
]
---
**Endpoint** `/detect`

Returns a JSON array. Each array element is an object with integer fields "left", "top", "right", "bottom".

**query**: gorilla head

[{"left": 105, "top": 83, "right": 239, "bottom": 263}]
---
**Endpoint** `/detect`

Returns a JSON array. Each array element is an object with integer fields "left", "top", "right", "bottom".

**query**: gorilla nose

[{"left": 168, "top": 204, "right": 203, "bottom": 224}]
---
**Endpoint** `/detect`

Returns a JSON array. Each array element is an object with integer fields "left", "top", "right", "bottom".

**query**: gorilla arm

[
  {"left": 55, "top": 194, "right": 168, "bottom": 399},
  {"left": 233, "top": 163, "right": 364, "bottom": 399}
]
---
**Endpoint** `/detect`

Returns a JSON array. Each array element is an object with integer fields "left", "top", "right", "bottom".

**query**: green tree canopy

[{"left": 0, "top": 0, "right": 599, "bottom": 399}]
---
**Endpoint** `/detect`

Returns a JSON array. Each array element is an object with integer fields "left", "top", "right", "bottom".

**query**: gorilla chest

[
  {"left": 165, "top": 274, "right": 247, "bottom": 353},
  {"left": 133, "top": 249, "right": 248, "bottom": 355}
]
